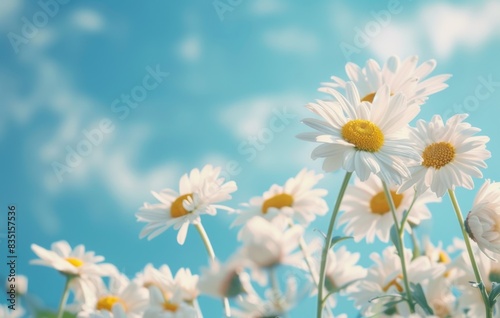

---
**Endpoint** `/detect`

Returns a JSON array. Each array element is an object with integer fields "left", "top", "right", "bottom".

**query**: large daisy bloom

[
  {"left": 399, "top": 114, "right": 490, "bottom": 197},
  {"left": 136, "top": 164, "right": 237, "bottom": 244},
  {"left": 238, "top": 216, "right": 303, "bottom": 285},
  {"left": 321, "top": 55, "right": 451, "bottom": 106},
  {"left": 31, "top": 241, "right": 117, "bottom": 302},
  {"left": 349, "top": 246, "right": 445, "bottom": 316},
  {"left": 298, "top": 82, "right": 421, "bottom": 185},
  {"left": 465, "top": 179, "right": 500, "bottom": 260},
  {"left": 232, "top": 168, "right": 328, "bottom": 228},
  {"left": 339, "top": 175, "right": 439, "bottom": 243},
  {"left": 78, "top": 274, "right": 148, "bottom": 318}
]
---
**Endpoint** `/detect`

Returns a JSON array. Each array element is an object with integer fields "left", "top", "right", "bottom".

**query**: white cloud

[{"left": 263, "top": 27, "right": 319, "bottom": 55}]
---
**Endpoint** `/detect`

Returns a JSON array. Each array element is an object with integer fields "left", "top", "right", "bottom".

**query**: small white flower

[
  {"left": 30, "top": 241, "right": 117, "bottom": 303},
  {"left": 198, "top": 258, "right": 246, "bottom": 298},
  {"left": 78, "top": 274, "right": 148, "bottom": 318},
  {"left": 238, "top": 217, "right": 303, "bottom": 285},
  {"left": 321, "top": 55, "right": 450, "bottom": 106},
  {"left": 298, "top": 83, "right": 421, "bottom": 185},
  {"left": 465, "top": 179, "right": 500, "bottom": 260},
  {"left": 339, "top": 175, "right": 439, "bottom": 243},
  {"left": 349, "top": 246, "right": 444, "bottom": 317},
  {"left": 136, "top": 165, "right": 237, "bottom": 244},
  {"left": 400, "top": 114, "right": 490, "bottom": 197},
  {"left": 232, "top": 168, "right": 328, "bottom": 228},
  {"left": 144, "top": 286, "right": 197, "bottom": 318}
]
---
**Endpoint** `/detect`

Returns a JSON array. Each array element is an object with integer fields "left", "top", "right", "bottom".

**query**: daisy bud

[{"left": 465, "top": 179, "right": 500, "bottom": 261}]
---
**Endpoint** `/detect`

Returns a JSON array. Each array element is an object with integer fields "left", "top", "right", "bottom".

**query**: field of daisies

[{"left": 13, "top": 56, "right": 500, "bottom": 318}]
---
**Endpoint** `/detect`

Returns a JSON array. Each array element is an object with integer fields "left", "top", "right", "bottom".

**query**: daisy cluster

[{"left": 17, "top": 56, "right": 500, "bottom": 318}]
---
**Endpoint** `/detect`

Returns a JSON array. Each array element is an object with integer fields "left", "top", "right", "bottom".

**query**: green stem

[
  {"left": 194, "top": 222, "right": 231, "bottom": 317},
  {"left": 57, "top": 276, "right": 72, "bottom": 318},
  {"left": 398, "top": 190, "right": 418, "bottom": 237},
  {"left": 410, "top": 229, "right": 421, "bottom": 259},
  {"left": 382, "top": 182, "right": 415, "bottom": 313},
  {"left": 317, "top": 171, "right": 352, "bottom": 318},
  {"left": 448, "top": 190, "right": 492, "bottom": 318}
]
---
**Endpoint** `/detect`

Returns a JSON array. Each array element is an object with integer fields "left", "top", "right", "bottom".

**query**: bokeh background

[{"left": 2, "top": 0, "right": 500, "bottom": 316}]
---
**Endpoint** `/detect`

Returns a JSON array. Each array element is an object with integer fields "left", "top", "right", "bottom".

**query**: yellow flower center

[
  {"left": 170, "top": 193, "right": 193, "bottom": 218},
  {"left": 163, "top": 301, "right": 179, "bottom": 312},
  {"left": 361, "top": 92, "right": 376, "bottom": 103},
  {"left": 422, "top": 142, "right": 455, "bottom": 169},
  {"left": 438, "top": 251, "right": 450, "bottom": 264},
  {"left": 341, "top": 120, "right": 384, "bottom": 152},
  {"left": 382, "top": 275, "right": 403, "bottom": 292},
  {"left": 65, "top": 257, "right": 84, "bottom": 267},
  {"left": 96, "top": 295, "right": 127, "bottom": 312},
  {"left": 369, "top": 191, "right": 403, "bottom": 215},
  {"left": 261, "top": 193, "right": 294, "bottom": 214}
]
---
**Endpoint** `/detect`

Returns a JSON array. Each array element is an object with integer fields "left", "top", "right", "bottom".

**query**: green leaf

[
  {"left": 410, "top": 282, "right": 434, "bottom": 315},
  {"left": 390, "top": 225, "right": 403, "bottom": 257},
  {"left": 35, "top": 310, "right": 76, "bottom": 318},
  {"left": 330, "top": 235, "right": 353, "bottom": 249},
  {"left": 489, "top": 282, "right": 500, "bottom": 307}
]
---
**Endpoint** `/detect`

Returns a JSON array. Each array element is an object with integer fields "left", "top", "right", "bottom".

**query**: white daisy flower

[
  {"left": 399, "top": 114, "right": 491, "bottom": 197},
  {"left": 453, "top": 244, "right": 500, "bottom": 318},
  {"left": 78, "top": 274, "right": 148, "bottom": 318},
  {"left": 198, "top": 258, "right": 246, "bottom": 299},
  {"left": 232, "top": 168, "right": 328, "bottom": 228},
  {"left": 321, "top": 55, "right": 451, "bottom": 106},
  {"left": 136, "top": 164, "right": 237, "bottom": 244},
  {"left": 231, "top": 274, "right": 299, "bottom": 318},
  {"left": 238, "top": 217, "right": 303, "bottom": 285},
  {"left": 298, "top": 83, "right": 421, "bottom": 185},
  {"left": 425, "top": 277, "right": 462, "bottom": 318},
  {"left": 144, "top": 286, "right": 197, "bottom": 318},
  {"left": 465, "top": 179, "right": 500, "bottom": 260},
  {"left": 134, "top": 264, "right": 199, "bottom": 304},
  {"left": 5, "top": 274, "right": 28, "bottom": 296},
  {"left": 349, "top": 246, "right": 445, "bottom": 317},
  {"left": 0, "top": 305, "right": 24, "bottom": 318},
  {"left": 339, "top": 175, "right": 439, "bottom": 243},
  {"left": 30, "top": 241, "right": 117, "bottom": 302},
  {"left": 422, "top": 239, "right": 457, "bottom": 280}
]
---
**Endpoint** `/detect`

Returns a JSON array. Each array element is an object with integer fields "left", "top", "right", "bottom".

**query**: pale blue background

[{"left": 1, "top": 0, "right": 500, "bottom": 317}]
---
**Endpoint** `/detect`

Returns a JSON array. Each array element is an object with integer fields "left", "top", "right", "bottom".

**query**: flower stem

[
  {"left": 398, "top": 190, "right": 418, "bottom": 237},
  {"left": 194, "top": 222, "right": 231, "bottom": 317},
  {"left": 448, "top": 190, "right": 492, "bottom": 318},
  {"left": 57, "top": 276, "right": 72, "bottom": 318},
  {"left": 317, "top": 171, "right": 352, "bottom": 318},
  {"left": 382, "top": 182, "right": 415, "bottom": 313}
]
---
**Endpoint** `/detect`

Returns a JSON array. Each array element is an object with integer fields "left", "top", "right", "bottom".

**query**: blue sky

[{"left": 2, "top": 0, "right": 500, "bottom": 317}]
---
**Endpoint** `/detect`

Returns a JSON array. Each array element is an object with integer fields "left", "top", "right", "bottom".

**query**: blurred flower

[
  {"left": 78, "top": 274, "right": 148, "bottom": 318},
  {"left": 323, "top": 246, "right": 367, "bottom": 295},
  {"left": 424, "top": 277, "right": 462, "bottom": 318},
  {"left": 232, "top": 168, "right": 328, "bottom": 228},
  {"left": 339, "top": 175, "right": 439, "bottom": 243},
  {"left": 422, "top": 239, "right": 457, "bottom": 280},
  {"left": 198, "top": 258, "right": 246, "bottom": 299},
  {"left": 30, "top": 241, "right": 117, "bottom": 302},
  {"left": 400, "top": 114, "right": 490, "bottom": 197},
  {"left": 349, "top": 246, "right": 444, "bottom": 317},
  {"left": 231, "top": 274, "right": 299, "bottom": 318},
  {"left": 298, "top": 83, "right": 420, "bottom": 185},
  {"left": 238, "top": 217, "right": 303, "bottom": 285},
  {"left": 0, "top": 305, "right": 24, "bottom": 318},
  {"left": 136, "top": 164, "right": 237, "bottom": 244},
  {"left": 321, "top": 55, "right": 451, "bottom": 106},
  {"left": 143, "top": 286, "right": 197, "bottom": 318},
  {"left": 465, "top": 179, "right": 500, "bottom": 260},
  {"left": 4, "top": 274, "right": 27, "bottom": 295}
]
